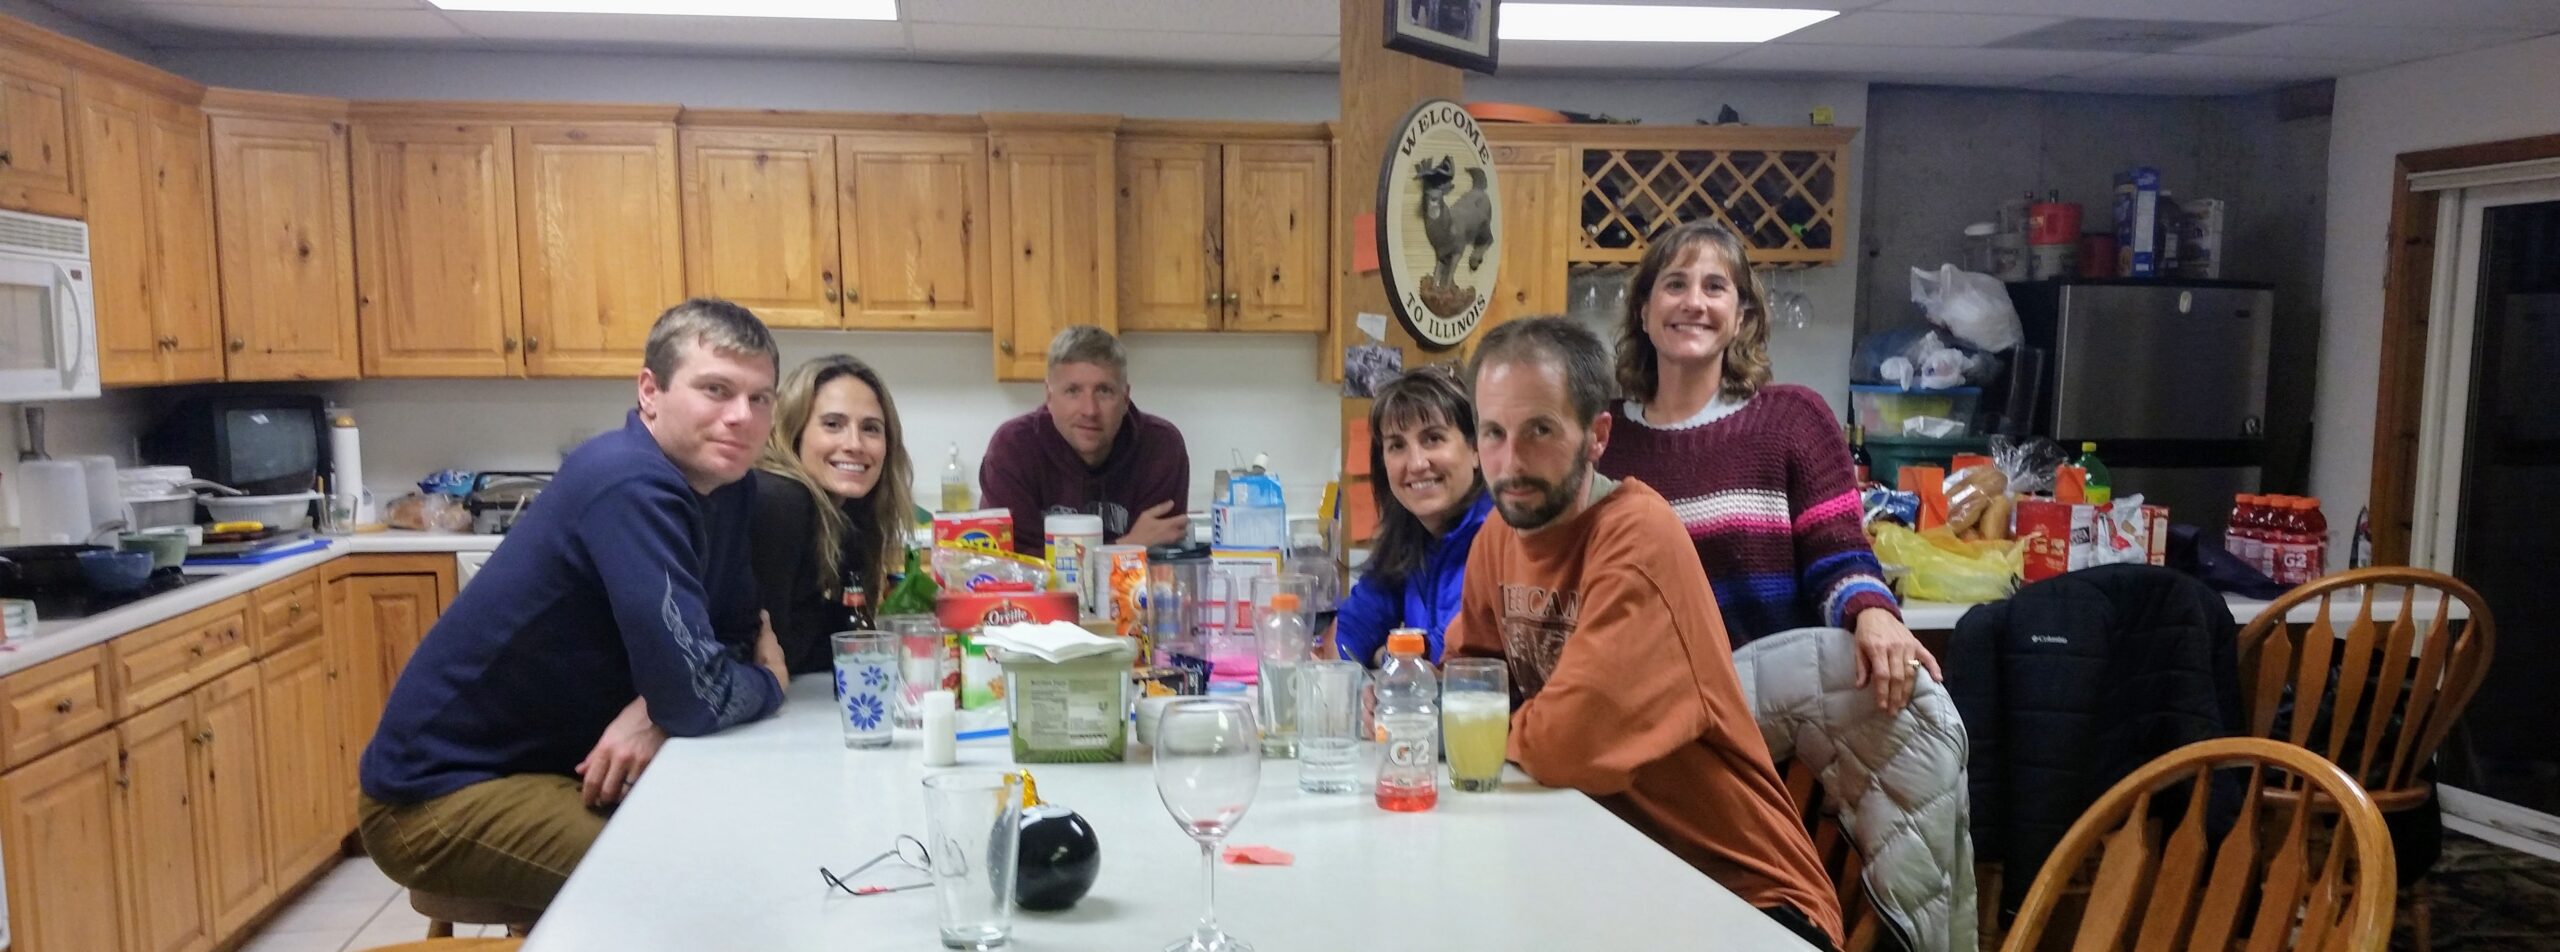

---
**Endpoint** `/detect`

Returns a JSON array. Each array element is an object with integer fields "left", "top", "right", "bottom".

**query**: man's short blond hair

[{"left": 1045, "top": 325, "right": 1127, "bottom": 381}]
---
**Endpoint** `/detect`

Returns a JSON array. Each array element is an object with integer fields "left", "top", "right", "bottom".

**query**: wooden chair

[
  {"left": 1783, "top": 759, "right": 1884, "bottom": 952},
  {"left": 2003, "top": 737, "right": 2396, "bottom": 952},
  {"left": 2234, "top": 566, "right": 2495, "bottom": 947},
  {"left": 408, "top": 889, "right": 540, "bottom": 939}
]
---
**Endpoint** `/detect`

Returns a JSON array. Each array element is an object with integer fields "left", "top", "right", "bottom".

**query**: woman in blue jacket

[{"left": 1333, "top": 366, "right": 1490, "bottom": 666}]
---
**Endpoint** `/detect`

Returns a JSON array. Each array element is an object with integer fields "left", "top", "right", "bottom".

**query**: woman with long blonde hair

[
  {"left": 747, "top": 354, "right": 915, "bottom": 675},
  {"left": 1596, "top": 220, "right": 1939, "bottom": 713}
]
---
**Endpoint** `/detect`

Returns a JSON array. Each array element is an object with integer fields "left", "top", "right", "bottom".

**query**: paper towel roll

[
  {"left": 330, "top": 416, "right": 368, "bottom": 523},
  {"left": 76, "top": 455, "right": 120, "bottom": 533}
]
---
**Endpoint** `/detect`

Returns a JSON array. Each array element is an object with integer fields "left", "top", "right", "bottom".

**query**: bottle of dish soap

[{"left": 939, "top": 443, "right": 972, "bottom": 512}]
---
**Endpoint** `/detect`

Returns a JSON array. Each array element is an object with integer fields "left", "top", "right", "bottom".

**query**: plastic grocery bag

[
  {"left": 1909, "top": 264, "right": 2022, "bottom": 353},
  {"left": 1870, "top": 522, "right": 2020, "bottom": 604}
]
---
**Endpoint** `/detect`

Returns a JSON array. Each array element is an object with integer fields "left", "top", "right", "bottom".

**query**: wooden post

[{"left": 1333, "top": 0, "right": 1462, "bottom": 546}]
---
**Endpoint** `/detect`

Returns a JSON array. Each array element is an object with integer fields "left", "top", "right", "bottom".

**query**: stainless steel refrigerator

[{"left": 2005, "top": 280, "right": 2274, "bottom": 538}]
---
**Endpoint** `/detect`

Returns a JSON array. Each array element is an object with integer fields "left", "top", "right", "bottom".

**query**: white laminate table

[{"left": 523, "top": 675, "right": 1822, "bottom": 952}]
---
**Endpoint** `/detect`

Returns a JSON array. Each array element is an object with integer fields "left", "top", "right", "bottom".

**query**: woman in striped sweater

[{"left": 1595, "top": 220, "right": 1941, "bottom": 712}]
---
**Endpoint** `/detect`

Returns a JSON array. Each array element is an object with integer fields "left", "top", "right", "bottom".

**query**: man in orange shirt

[{"left": 1448, "top": 316, "right": 1842, "bottom": 949}]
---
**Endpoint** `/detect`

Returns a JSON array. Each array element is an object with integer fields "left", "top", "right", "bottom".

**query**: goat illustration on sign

[
  {"left": 1415, "top": 156, "right": 1493, "bottom": 317},
  {"left": 1376, "top": 99, "right": 1500, "bottom": 350}
]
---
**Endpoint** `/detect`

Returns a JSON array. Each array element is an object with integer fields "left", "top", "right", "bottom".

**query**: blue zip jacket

[{"left": 1333, "top": 492, "right": 1491, "bottom": 666}]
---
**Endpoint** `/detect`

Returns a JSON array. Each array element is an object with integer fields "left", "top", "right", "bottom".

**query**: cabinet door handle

[
  {"left": 824, "top": 287, "right": 839, "bottom": 303},
  {"left": 0, "top": 150, "right": 13, "bottom": 167},
  {"left": 845, "top": 288, "right": 859, "bottom": 304},
  {"left": 524, "top": 337, "right": 539, "bottom": 353},
  {"left": 229, "top": 337, "right": 245, "bottom": 352},
  {"left": 999, "top": 338, "right": 1015, "bottom": 356},
  {"left": 53, "top": 697, "right": 73, "bottom": 714},
  {"left": 190, "top": 643, "right": 206, "bottom": 657},
  {"left": 1225, "top": 292, "right": 1240, "bottom": 306},
  {"left": 1206, "top": 292, "right": 1220, "bottom": 307},
  {"left": 504, "top": 336, "right": 520, "bottom": 353},
  {"left": 196, "top": 730, "right": 214, "bottom": 745},
  {"left": 289, "top": 601, "right": 303, "bottom": 617}
]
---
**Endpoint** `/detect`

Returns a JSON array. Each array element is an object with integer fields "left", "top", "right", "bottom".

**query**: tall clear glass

[
  {"left": 922, "top": 771, "right": 1024, "bottom": 950},
  {"left": 1442, "top": 658, "right": 1509, "bottom": 793},
  {"left": 1295, "top": 660, "right": 1365, "bottom": 794},
  {"left": 1153, "top": 698, "right": 1260, "bottom": 952},
  {"left": 832, "top": 631, "right": 898, "bottom": 749},
  {"left": 886, "top": 615, "right": 950, "bottom": 730}
]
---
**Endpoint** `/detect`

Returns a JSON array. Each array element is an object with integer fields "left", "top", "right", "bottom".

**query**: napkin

[{"left": 976, "top": 620, "right": 1124, "bottom": 663}]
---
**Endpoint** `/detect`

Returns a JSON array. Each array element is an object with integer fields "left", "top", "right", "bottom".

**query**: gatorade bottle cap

[
  {"left": 1387, "top": 629, "right": 1426, "bottom": 656},
  {"left": 2304, "top": 497, "right": 2322, "bottom": 508},
  {"left": 2080, "top": 441, "right": 2096, "bottom": 452},
  {"left": 1270, "top": 592, "right": 1301, "bottom": 612}
]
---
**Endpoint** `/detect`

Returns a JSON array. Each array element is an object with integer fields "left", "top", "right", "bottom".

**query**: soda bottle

[
  {"left": 1373, "top": 630, "right": 1440, "bottom": 813},
  {"left": 939, "top": 443, "right": 972, "bottom": 512},
  {"left": 2299, "top": 497, "right": 2330, "bottom": 581},
  {"left": 2075, "top": 442, "right": 2113, "bottom": 507}
]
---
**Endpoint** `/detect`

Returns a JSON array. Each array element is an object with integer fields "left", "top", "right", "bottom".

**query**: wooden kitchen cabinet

[
  {"left": 79, "top": 71, "right": 222, "bottom": 387},
  {"left": 987, "top": 119, "right": 1116, "bottom": 381},
  {"left": 352, "top": 118, "right": 521, "bottom": 377},
  {"left": 1475, "top": 143, "right": 1573, "bottom": 351},
  {"left": 514, "top": 121, "right": 684, "bottom": 377},
  {"left": 194, "top": 665, "right": 274, "bottom": 937},
  {"left": 333, "top": 564, "right": 449, "bottom": 793},
  {"left": 1, "top": 643, "right": 114, "bottom": 769},
  {"left": 118, "top": 697, "right": 211, "bottom": 952},
  {"left": 205, "top": 92, "right": 360, "bottom": 382},
  {"left": 0, "top": 44, "right": 78, "bottom": 218},
  {"left": 1115, "top": 128, "right": 1328, "bottom": 335},
  {"left": 679, "top": 128, "right": 839, "bottom": 329},
  {"left": 837, "top": 132, "right": 990, "bottom": 330},
  {"left": 257, "top": 567, "right": 343, "bottom": 887},
  {"left": 0, "top": 731, "right": 128, "bottom": 952}
]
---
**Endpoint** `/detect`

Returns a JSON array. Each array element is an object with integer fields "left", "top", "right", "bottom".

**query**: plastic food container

[
  {"left": 992, "top": 639, "right": 1136, "bottom": 764},
  {"left": 125, "top": 492, "right": 197, "bottom": 530},
  {"left": 1848, "top": 384, "right": 1981, "bottom": 437},
  {"left": 199, "top": 491, "right": 320, "bottom": 530}
]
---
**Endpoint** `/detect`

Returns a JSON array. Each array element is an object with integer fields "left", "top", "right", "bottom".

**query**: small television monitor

[{"left": 141, "top": 395, "right": 330, "bottom": 497}]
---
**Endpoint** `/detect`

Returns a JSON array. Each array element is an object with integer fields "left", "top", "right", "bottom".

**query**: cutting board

[{"left": 185, "top": 539, "right": 331, "bottom": 566}]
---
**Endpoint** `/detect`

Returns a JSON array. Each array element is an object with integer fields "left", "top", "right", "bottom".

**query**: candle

[{"left": 921, "top": 690, "right": 958, "bottom": 766}]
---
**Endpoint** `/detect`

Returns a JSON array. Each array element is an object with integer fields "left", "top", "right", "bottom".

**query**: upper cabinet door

[
  {"left": 515, "top": 122, "right": 683, "bottom": 377},
  {"left": 75, "top": 74, "right": 162, "bottom": 387},
  {"left": 988, "top": 131, "right": 1114, "bottom": 382},
  {"left": 0, "top": 46, "right": 78, "bottom": 218},
  {"left": 1220, "top": 141, "right": 1328, "bottom": 333},
  {"left": 147, "top": 98, "right": 223, "bottom": 384},
  {"left": 1114, "top": 139, "right": 1219, "bottom": 333},
  {"left": 838, "top": 132, "right": 989, "bottom": 331},
  {"left": 1477, "top": 143, "right": 1572, "bottom": 350},
  {"left": 679, "top": 129, "right": 839, "bottom": 329},
  {"left": 352, "top": 120, "right": 522, "bottom": 377},
  {"left": 210, "top": 115, "right": 359, "bottom": 382}
]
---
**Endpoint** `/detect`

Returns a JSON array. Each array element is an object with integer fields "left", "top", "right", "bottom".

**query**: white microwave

[{"left": 0, "top": 210, "right": 97, "bottom": 403}]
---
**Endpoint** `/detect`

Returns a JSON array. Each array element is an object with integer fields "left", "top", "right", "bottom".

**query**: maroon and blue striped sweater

[{"left": 1596, "top": 384, "right": 1900, "bottom": 646}]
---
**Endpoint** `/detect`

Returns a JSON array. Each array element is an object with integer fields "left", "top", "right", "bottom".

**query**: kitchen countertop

[
  {"left": 524, "top": 674, "right": 1820, "bottom": 952},
  {"left": 0, "top": 530, "right": 501, "bottom": 680}
]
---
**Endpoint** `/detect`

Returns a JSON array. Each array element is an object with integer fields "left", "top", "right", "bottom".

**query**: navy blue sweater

[{"left": 360, "top": 412, "right": 784, "bottom": 805}]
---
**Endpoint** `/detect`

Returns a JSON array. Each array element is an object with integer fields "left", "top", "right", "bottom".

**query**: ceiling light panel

[
  {"left": 1500, "top": 4, "right": 1838, "bottom": 43},
  {"left": 428, "top": 0, "right": 897, "bottom": 19}
]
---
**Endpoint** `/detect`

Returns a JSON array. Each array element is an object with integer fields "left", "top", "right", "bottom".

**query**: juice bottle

[
  {"left": 2299, "top": 497, "right": 2330, "bottom": 581},
  {"left": 2225, "top": 494, "right": 2251, "bottom": 561},
  {"left": 2075, "top": 442, "right": 2113, "bottom": 507},
  {"left": 2273, "top": 498, "right": 2314, "bottom": 585},
  {"left": 1373, "top": 630, "right": 1440, "bottom": 813}
]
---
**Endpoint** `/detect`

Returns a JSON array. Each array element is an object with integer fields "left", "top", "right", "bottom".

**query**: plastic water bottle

[
  {"left": 939, "top": 443, "right": 972, "bottom": 512},
  {"left": 1255, "top": 592, "right": 1309, "bottom": 758},
  {"left": 1373, "top": 630, "right": 1440, "bottom": 813}
]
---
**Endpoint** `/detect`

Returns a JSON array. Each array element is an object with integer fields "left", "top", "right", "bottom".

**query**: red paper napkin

[{"left": 1222, "top": 845, "right": 1294, "bottom": 866}]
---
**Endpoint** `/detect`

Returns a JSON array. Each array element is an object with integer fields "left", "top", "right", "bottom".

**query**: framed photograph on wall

[{"left": 1385, "top": 0, "right": 1500, "bottom": 74}]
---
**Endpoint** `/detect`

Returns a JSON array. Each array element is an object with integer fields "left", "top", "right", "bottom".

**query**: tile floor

[{"left": 236, "top": 857, "right": 514, "bottom": 952}]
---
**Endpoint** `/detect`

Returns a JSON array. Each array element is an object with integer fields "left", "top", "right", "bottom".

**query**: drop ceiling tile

[
  {"left": 2175, "top": 23, "right": 2540, "bottom": 64},
  {"left": 89, "top": 0, "right": 422, "bottom": 7},
  {"left": 92, "top": 7, "right": 472, "bottom": 44},
  {"left": 2062, "top": 51, "right": 2365, "bottom": 83},
  {"left": 440, "top": 10, "right": 911, "bottom": 52},
  {"left": 907, "top": 22, "right": 1336, "bottom": 69},
  {"left": 1712, "top": 42, "right": 2138, "bottom": 76},
  {"left": 2310, "top": 0, "right": 2560, "bottom": 31},
  {"left": 1776, "top": 10, "right": 2065, "bottom": 46},
  {"left": 1870, "top": 0, "right": 2359, "bottom": 25},
  {"left": 2021, "top": 74, "right": 2275, "bottom": 95},
  {"left": 1495, "top": 39, "right": 1750, "bottom": 71},
  {"left": 905, "top": 0, "right": 1333, "bottom": 36}
]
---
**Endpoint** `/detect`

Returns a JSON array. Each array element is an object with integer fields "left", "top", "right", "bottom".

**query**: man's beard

[{"left": 1491, "top": 441, "right": 1592, "bottom": 532}]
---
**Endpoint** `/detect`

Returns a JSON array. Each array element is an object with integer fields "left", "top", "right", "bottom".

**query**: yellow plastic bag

[{"left": 1870, "top": 523, "right": 2021, "bottom": 604}]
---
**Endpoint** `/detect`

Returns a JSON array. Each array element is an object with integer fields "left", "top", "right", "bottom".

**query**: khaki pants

[{"left": 359, "top": 774, "right": 607, "bottom": 912}]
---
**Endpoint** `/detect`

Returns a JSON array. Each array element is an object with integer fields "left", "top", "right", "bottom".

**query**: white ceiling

[{"left": 39, "top": 0, "right": 2560, "bottom": 94}]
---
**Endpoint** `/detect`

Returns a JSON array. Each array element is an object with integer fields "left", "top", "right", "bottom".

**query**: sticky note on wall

[
  {"left": 1343, "top": 481, "right": 1378, "bottom": 543},
  {"left": 1345, "top": 418, "right": 1373, "bottom": 476}
]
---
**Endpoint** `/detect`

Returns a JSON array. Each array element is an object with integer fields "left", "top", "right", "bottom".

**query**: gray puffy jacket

[{"left": 1734, "top": 627, "right": 1977, "bottom": 952}]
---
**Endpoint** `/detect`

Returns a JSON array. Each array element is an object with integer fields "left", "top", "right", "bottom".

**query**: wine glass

[{"left": 1153, "top": 698, "right": 1262, "bottom": 952}]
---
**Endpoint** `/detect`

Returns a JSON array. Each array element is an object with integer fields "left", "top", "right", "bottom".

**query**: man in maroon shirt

[{"left": 979, "top": 325, "right": 1191, "bottom": 554}]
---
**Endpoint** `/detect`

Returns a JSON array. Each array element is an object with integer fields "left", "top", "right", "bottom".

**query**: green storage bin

[{"left": 1867, "top": 435, "right": 1991, "bottom": 487}]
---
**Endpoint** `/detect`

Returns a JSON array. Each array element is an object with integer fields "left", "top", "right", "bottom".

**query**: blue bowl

[{"left": 78, "top": 549, "right": 156, "bottom": 594}]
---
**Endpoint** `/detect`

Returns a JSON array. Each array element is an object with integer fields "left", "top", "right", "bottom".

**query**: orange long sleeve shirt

[{"left": 1449, "top": 477, "right": 1842, "bottom": 946}]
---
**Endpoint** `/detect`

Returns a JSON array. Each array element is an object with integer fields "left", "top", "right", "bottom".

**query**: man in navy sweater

[{"left": 358, "top": 299, "right": 791, "bottom": 913}]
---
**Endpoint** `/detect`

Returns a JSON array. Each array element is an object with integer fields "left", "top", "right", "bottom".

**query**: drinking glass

[
  {"left": 1442, "top": 658, "right": 1510, "bottom": 792},
  {"left": 1251, "top": 574, "right": 1315, "bottom": 758},
  {"left": 922, "top": 771, "right": 1024, "bottom": 950},
  {"left": 1153, "top": 698, "right": 1261, "bottom": 952},
  {"left": 1295, "top": 660, "right": 1365, "bottom": 794},
  {"left": 832, "top": 631, "right": 898, "bottom": 749},
  {"left": 887, "top": 615, "right": 950, "bottom": 730}
]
